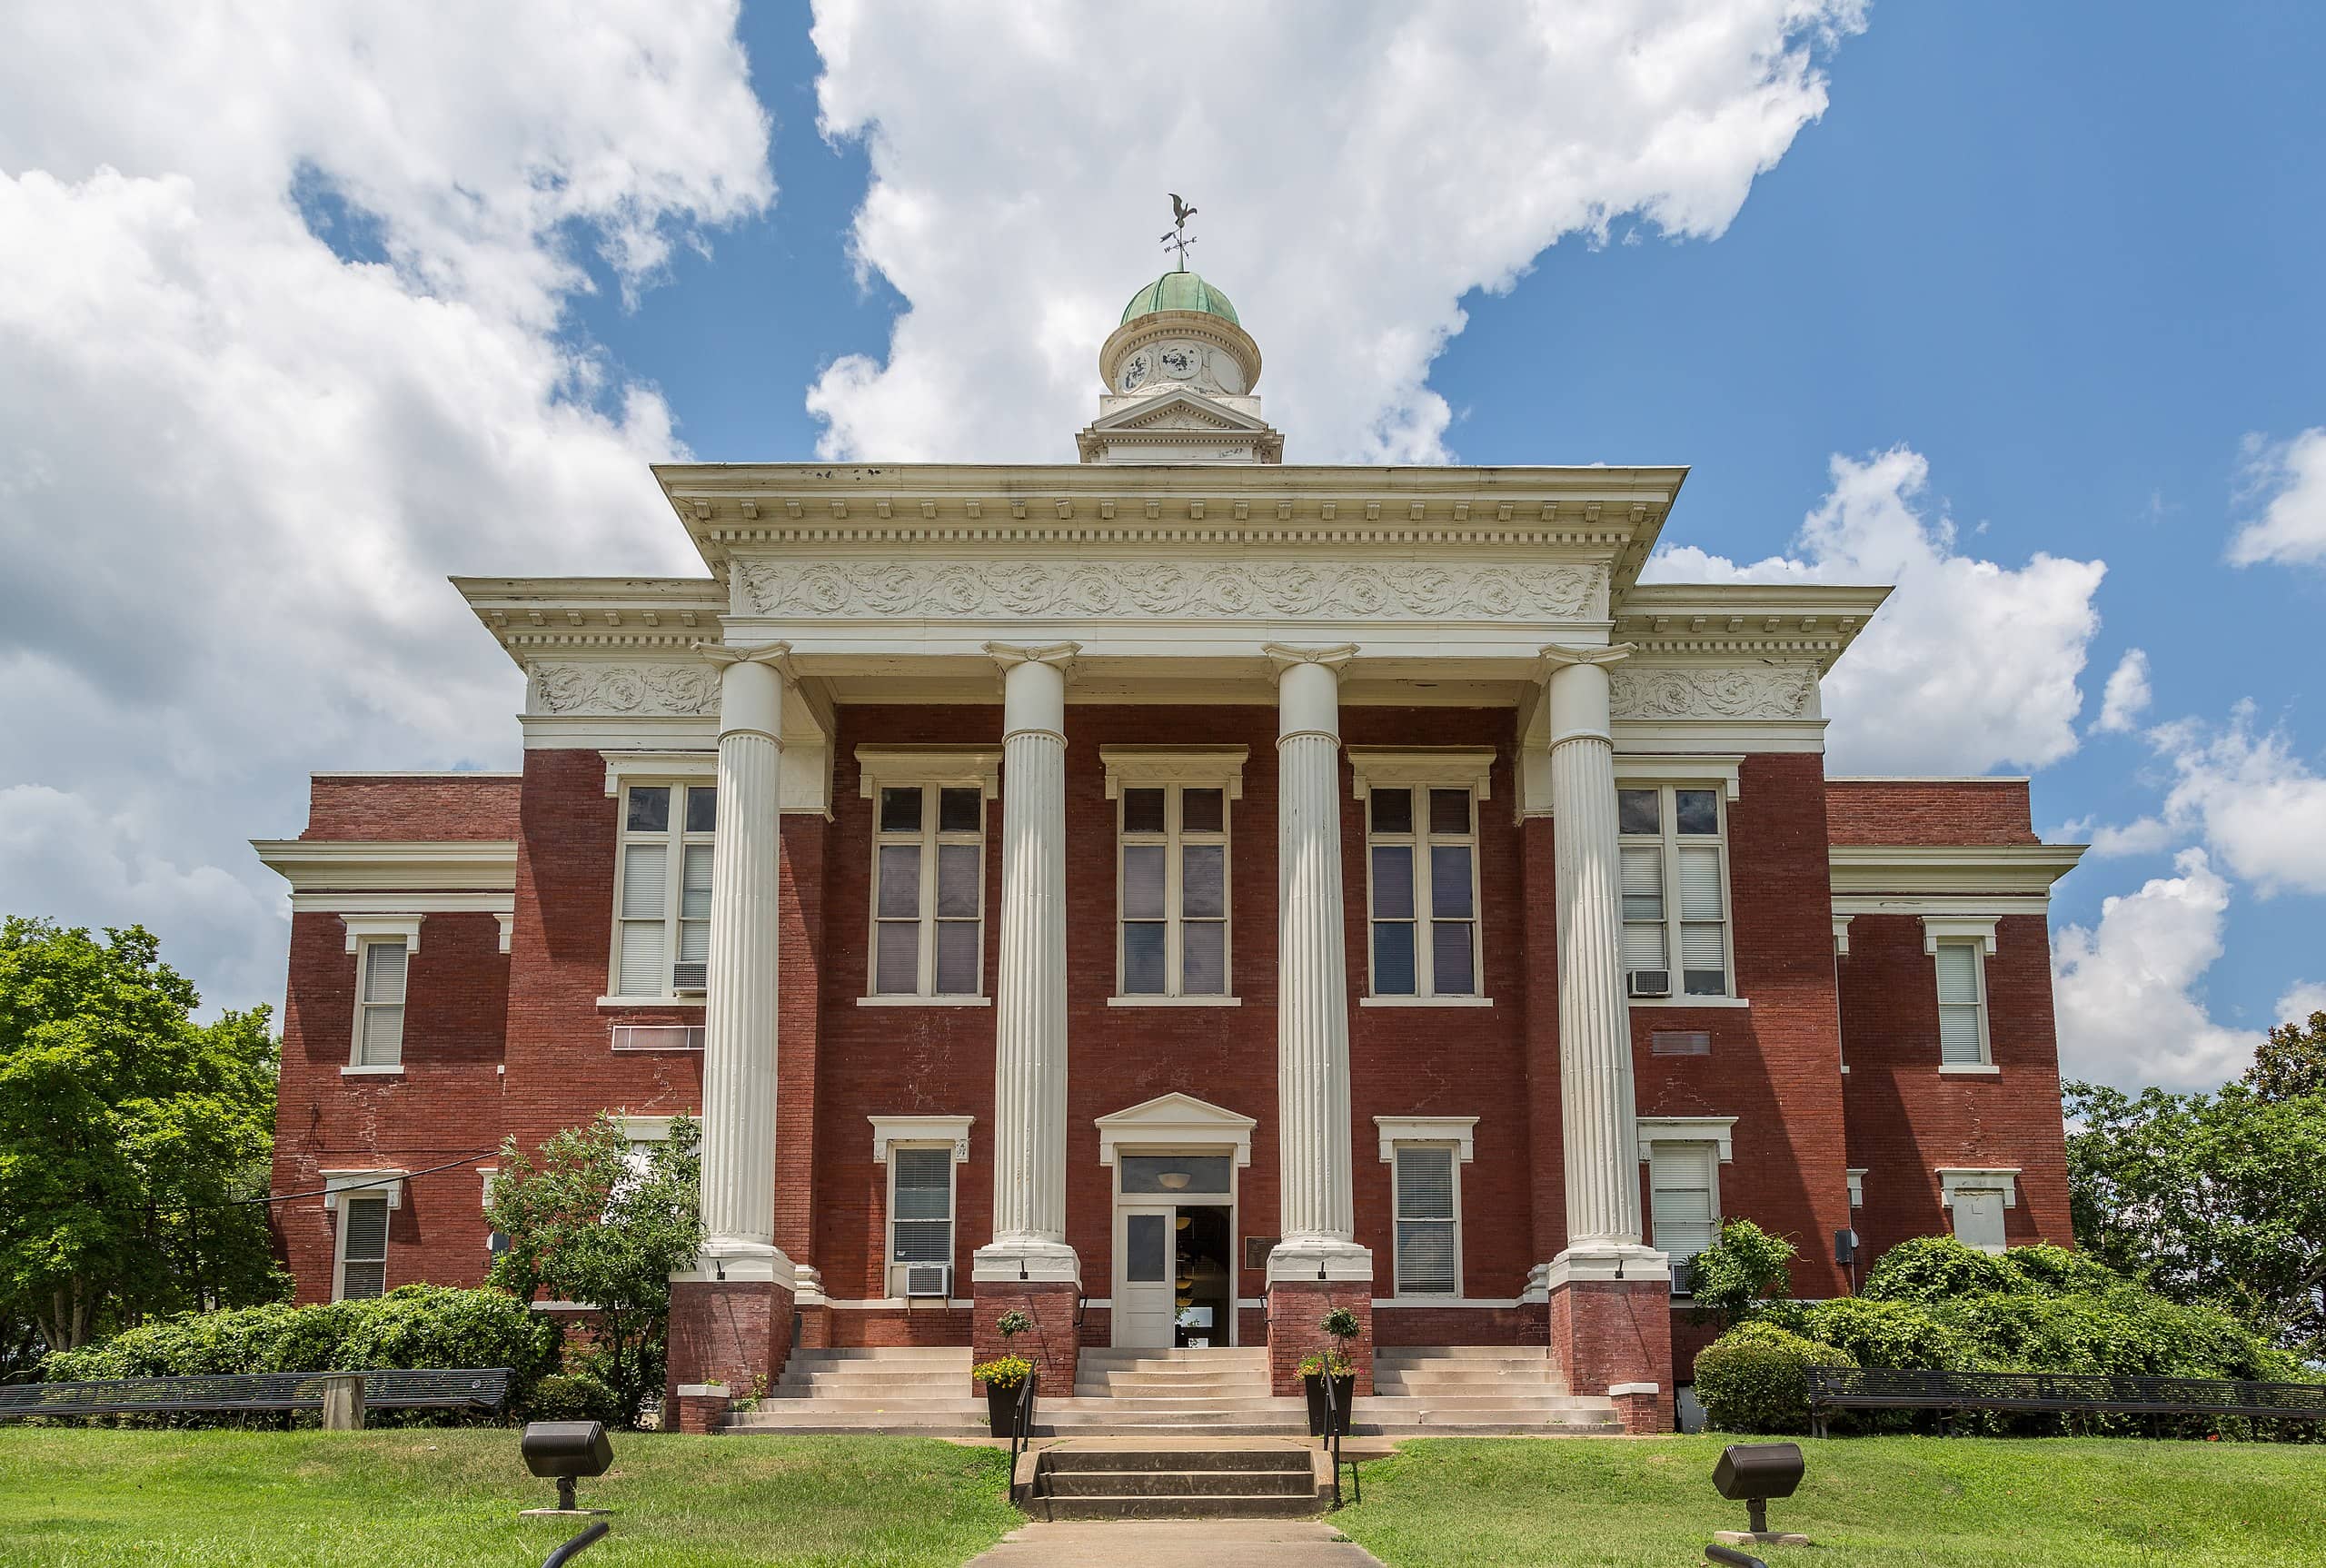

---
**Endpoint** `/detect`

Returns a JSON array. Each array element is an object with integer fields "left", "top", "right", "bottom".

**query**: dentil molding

[
  {"left": 730, "top": 556, "right": 1605, "bottom": 623},
  {"left": 531, "top": 661, "right": 721, "bottom": 717},
  {"left": 1608, "top": 664, "right": 1818, "bottom": 720}
]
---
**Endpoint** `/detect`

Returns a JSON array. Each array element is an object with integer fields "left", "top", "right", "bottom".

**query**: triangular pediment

[
  {"left": 1094, "top": 1091, "right": 1257, "bottom": 1166},
  {"left": 1087, "top": 389, "right": 1274, "bottom": 436}
]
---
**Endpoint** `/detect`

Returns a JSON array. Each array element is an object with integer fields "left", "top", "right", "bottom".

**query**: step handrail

[
  {"left": 1317, "top": 1370, "right": 1357, "bottom": 1507},
  {"left": 1006, "top": 1368, "right": 1038, "bottom": 1501}
]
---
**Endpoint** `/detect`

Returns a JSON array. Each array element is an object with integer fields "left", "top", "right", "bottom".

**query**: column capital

[
  {"left": 1536, "top": 641, "right": 1634, "bottom": 678},
  {"left": 1262, "top": 641, "right": 1358, "bottom": 677},
  {"left": 696, "top": 640, "right": 796, "bottom": 681},
  {"left": 983, "top": 640, "right": 1081, "bottom": 677}
]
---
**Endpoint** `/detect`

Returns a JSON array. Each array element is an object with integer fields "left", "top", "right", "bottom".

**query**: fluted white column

[
  {"left": 1540, "top": 645, "right": 1663, "bottom": 1282},
  {"left": 1265, "top": 644, "right": 1371, "bottom": 1283},
  {"left": 692, "top": 642, "right": 792, "bottom": 1281},
  {"left": 974, "top": 642, "right": 1079, "bottom": 1284}
]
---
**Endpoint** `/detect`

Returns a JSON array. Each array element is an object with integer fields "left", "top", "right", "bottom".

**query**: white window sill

[
  {"left": 856, "top": 995, "right": 992, "bottom": 1007},
  {"left": 598, "top": 995, "right": 707, "bottom": 1011},
  {"left": 1108, "top": 995, "right": 1243, "bottom": 1007},
  {"left": 1627, "top": 996, "right": 1750, "bottom": 1009},
  {"left": 341, "top": 1065, "right": 405, "bottom": 1077},
  {"left": 1361, "top": 995, "right": 1494, "bottom": 1008},
  {"left": 1939, "top": 1063, "right": 2002, "bottom": 1076}
]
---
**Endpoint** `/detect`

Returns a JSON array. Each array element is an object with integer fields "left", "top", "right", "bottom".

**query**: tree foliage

[
  {"left": 2065, "top": 1078, "right": 2326, "bottom": 1359},
  {"left": 484, "top": 1113, "right": 701, "bottom": 1424},
  {"left": 2246, "top": 1009, "right": 2326, "bottom": 1102},
  {"left": 1690, "top": 1217, "right": 1797, "bottom": 1325},
  {"left": 0, "top": 918, "right": 285, "bottom": 1355}
]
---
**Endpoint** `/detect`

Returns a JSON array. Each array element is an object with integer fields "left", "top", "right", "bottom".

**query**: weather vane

[{"left": 1159, "top": 193, "right": 1198, "bottom": 271}]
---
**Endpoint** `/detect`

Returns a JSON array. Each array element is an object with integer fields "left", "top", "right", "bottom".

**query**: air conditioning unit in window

[
  {"left": 1627, "top": 968, "right": 1673, "bottom": 999},
  {"left": 671, "top": 961, "right": 708, "bottom": 994},
  {"left": 1669, "top": 1257, "right": 1698, "bottom": 1298},
  {"left": 902, "top": 1264, "right": 950, "bottom": 1300}
]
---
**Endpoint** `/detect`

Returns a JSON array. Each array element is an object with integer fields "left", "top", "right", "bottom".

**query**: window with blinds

[
  {"left": 870, "top": 782, "right": 987, "bottom": 997},
  {"left": 355, "top": 938, "right": 407, "bottom": 1066},
  {"left": 614, "top": 783, "right": 717, "bottom": 997},
  {"left": 1934, "top": 940, "right": 1991, "bottom": 1066},
  {"left": 1392, "top": 1144, "right": 1459, "bottom": 1295},
  {"left": 1616, "top": 785, "right": 1732, "bottom": 997},
  {"left": 1117, "top": 784, "right": 1230, "bottom": 997},
  {"left": 1648, "top": 1141, "right": 1719, "bottom": 1293},
  {"left": 337, "top": 1195, "right": 389, "bottom": 1300},
  {"left": 888, "top": 1146, "right": 954, "bottom": 1267},
  {"left": 1367, "top": 787, "right": 1479, "bottom": 997}
]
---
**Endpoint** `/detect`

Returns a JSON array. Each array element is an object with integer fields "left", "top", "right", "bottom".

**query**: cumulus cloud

[
  {"left": 1646, "top": 446, "right": 2107, "bottom": 774},
  {"left": 2279, "top": 980, "right": 2326, "bottom": 1027},
  {"left": 2052, "top": 849, "right": 2267, "bottom": 1091},
  {"left": 2134, "top": 704, "right": 2326, "bottom": 898},
  {"left": 805, "top": 0, "right": 1865, "bottom": 463},
  {"left": 2092, "top": 648, "right": 2152, "bottom": 733},
  {"left": 0, "top": 2, "right": 772, "bottom": 1014},
  {"left": 2228, "top": 428, "right": 2326, "bottom": 568}
]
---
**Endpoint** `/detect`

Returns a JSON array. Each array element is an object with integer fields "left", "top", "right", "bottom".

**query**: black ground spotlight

[
  {"left": 521, "top": 1420, "right": 615, "bottom": 1516},
  {"left": 1711, "top": 1440, "right": 1809, "bottom": 1548}
]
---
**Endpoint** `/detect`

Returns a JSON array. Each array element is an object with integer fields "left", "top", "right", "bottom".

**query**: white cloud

[
  {"left": 2093, "top": 647, "right": 2152, "bottom": 733},
  {"left": 2278, "top": 981, "right": 2326, "bottom": 1027},
  {"left": 2082, "top": 816, "right": 2176, "bottom": 858},
  {"left": 0, "top": 2, "right": 771, "bottom": 1015},
  {"left": 2132, "top": 704, "right": 2326, "bottom": 898},
  {"left": 1647, "top": 446, "right": 2107, "bottom": 774},
  {"left": 2052, "top": 849, "right": 2267, "bottom": 1091},
  {"left": 2228, "top": 427, "right": 2326, "bottom": 568},
  {"left": 804, "top": 0, "right": 1865, "bottom": 464}
]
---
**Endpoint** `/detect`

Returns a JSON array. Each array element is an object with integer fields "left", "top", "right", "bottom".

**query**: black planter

[
  {"left": 1303, "top": 1373, "right": 1355, "bottom": 1436},
  {"left": 986, "top": 1383, "right": 1029, "bottom": 1438}
]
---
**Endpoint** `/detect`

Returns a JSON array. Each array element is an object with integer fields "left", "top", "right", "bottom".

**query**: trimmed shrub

[
  {"left": 525, "top": 1373, "right": 620, "bottom": 1426},
  {"left": 1860, "top": 1236, "right": 2022, "bottom": 1304},
  {"left": 1796, "top": 1295, "right": 1980, "bottom": 1372},
  {"left": 1999, "top": 1243, "right": 2124, "bottom": 1299},
  {"left": 1694, "top": 1322, "right": 1855, "bottom": 1435},
  {"left": 1690, "top": 1218, "right": 1796, "bottom": 1324},
  {"left": 42, "top": 1286, "right": 560, "bottom": 1417}
]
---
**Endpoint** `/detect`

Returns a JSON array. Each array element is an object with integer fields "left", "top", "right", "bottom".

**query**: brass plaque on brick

[{"left": 1243, "top": 1236, "right": 1280, "bottom": 1272}]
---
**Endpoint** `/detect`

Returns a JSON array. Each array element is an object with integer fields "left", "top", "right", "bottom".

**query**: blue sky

[{"left": 5, "top": 1, "right": 2321, "bottom": 1089}]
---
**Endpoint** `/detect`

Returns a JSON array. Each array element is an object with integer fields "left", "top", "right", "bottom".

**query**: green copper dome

[{"left": 1120, "top": 269, "right": 1239, "bottom": 327}]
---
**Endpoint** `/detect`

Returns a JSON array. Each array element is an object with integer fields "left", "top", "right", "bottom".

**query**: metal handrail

[
  {"left": 1006, "top": 1369, "right": 1038, "bottom": 1500},
  {"left": 1805, "top": 1365, "right": 2326, "bottom": 1439},
  {"left": 1706, "top": 1547, "right": 1767, "bottom": 1568},
  {"left": 542, "top": 1521, "right": 609, "bottom": 1566},
  {"left": 1318, "top": 1369, "right": 1357, "bottom": 1508}
]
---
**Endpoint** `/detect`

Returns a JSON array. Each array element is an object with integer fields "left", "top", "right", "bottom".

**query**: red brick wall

[
  {"left": 1839, "top": 912, "right": 2072, "bottom": 1258},
  {"left": 1824, "top": 779, "right": 2038, "bottom": 847},
  {"left": 302, "top": 774, "right": 521, "bottom": 840}
]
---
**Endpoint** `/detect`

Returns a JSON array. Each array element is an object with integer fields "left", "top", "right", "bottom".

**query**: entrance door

[{"left": 1115, "top": 1204, "right": 1176, "bottom": 1348}]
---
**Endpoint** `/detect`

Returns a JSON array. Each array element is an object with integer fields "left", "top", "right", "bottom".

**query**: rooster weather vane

[{"left": 1160, "top": 193, "right": 1198, "bottom": 270}]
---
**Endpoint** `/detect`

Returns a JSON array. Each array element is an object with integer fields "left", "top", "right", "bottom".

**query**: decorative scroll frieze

[
  {"left": 1608, "top": 664, "right": 1818, "bottom": 721},
  {"left": 531, "top": 661, "right": 719, "bottom": 717},
  {"left": 729, "top": 557, "right": 1603, "bottom": 623}
]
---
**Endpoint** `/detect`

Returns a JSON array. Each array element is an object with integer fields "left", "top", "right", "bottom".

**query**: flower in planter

[
  {"left": 972, "top": 1355, "right": 1034, "bottom": 1389},
  {"left": 1297, "top": 1350, "right": 1353, "bottom": 1379}
]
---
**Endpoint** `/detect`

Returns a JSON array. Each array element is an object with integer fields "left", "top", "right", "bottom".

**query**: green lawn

[
  {"left": 0, "top": 1429, "right": 1020, "bottom": 1568},
  {"left": 1334, "top": 1435, "right": 2326, "bottom": 1566}
]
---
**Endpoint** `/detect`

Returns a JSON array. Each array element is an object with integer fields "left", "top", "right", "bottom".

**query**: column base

[
  {"left": 1265, "top": 1260, "right": 1375, "bottom": 1399},
  {"left": 664, "top": 1261, "right": 796, "bottom": 1434},
  {"left": 970, "top": 1275, "right": 1081, "bottom": 1401},
  {"left": 1538, "top": 1246, "right": 1674, "bottom": 1434}
]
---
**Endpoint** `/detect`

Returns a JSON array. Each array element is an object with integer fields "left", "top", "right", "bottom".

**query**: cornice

[
  {"left": 453, "top": 576, "right": 729, "bottom": 670},
  {"left": 1827, "top": 842, "right": 2087, "bottom": 897},
  {"left": 252, "top": 839, "right": 518, "bottom": 892},
  {"left": 1609, "top": 583, "right": 1892, "bottom": 670}
]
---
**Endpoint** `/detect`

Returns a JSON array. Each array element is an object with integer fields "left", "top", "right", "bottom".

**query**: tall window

[
  {"left": 872, "top": 784, "right": 986, "bottom": 997},
  {"left": 1366, "top": 786, "right": 1478, "bottom": 997},
  {"left": 1648, "top": 1141, "right": 1720, "bottom": 1294},
  {"left": 335, "top": 1195, "right": 390, "bottom": 1301},
  {"left": 614, "top": 783, "right": 716, "bottom": 997},
  {"left": 353, "top": 938, "right": 407, "bottom": 1067},
  {"left": 1118, "top": 785, "right": 1228, "bottom": 997},
  {"left": 888, "top": 1146, "right": 956, "bottom": 1280},
  {"left": 1391, "top": 1144, "right": 1459, "bottom": 1296},
  {"left": 1618, "top": 785, "right": 1732, "bottom": 997},
  {"left": 1933, "top": 940, "right": 1992, "bottom": 1067}
]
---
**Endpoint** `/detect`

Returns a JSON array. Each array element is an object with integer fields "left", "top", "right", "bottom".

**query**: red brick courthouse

[{"left": 256, "top": 269, "right": 2082, "bottom": 1434}]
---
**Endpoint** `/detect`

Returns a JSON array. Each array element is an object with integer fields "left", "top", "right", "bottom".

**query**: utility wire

[{"left": 136, "top": 1146, "right": 505, "bottom": 1215}]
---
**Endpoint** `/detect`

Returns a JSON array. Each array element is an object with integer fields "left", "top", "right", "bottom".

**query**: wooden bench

[
  {"left": 1806, "top": 1365, "right": 2326, "bottom": 1439},
  {"left": 0, "top": 1367, "right": 511, "bottom": 1425}
]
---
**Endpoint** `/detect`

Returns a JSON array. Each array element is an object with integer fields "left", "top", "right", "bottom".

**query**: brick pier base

[
  {"left": 663, "top": 1276, "right": 795, "bottom": 1434},
  {"left": 1546, "top": 1274, "right": 1674, "bottom": 1434},
  {"left": 1265, "top": 1278, "right": 1374, "bottom": 1397},
  {"left": 970, "top": 1279, "right": 1080, "bottom": 1399}
]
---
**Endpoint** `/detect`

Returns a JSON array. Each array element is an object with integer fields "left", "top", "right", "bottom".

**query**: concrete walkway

[{"left": 964, "top": 1519, "right": 1387, "bottom": 1566}]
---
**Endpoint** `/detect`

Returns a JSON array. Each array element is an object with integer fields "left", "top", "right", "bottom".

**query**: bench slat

[{"left": 0, "top": 1368, "right": 511, "bottom": 1422}]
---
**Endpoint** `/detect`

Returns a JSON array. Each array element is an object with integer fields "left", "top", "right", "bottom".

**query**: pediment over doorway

[{"left": 1094, "top": 1092, "right": 1257, "bottom": 1167}]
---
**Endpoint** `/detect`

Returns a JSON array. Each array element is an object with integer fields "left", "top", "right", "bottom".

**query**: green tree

[
  {"left": 2066, "top": 1078, "right": 2326, "bottom": 1359},
  {"left": 1690, "top": 1218, "right": 1798, "bottom": 1326},
  {"left": 2246, "top": 1010, "right": 2326, "bottom": 1101},
  {"left": 0, "top": 918, "right": 285, "bottom": 1354},
  {"left": 485, "top": 1113, "right": 702, "bottom": 1424}
]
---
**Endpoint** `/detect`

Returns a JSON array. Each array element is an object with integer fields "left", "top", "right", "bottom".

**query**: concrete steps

[
  {"left": 727, "top": 1347, "right": 987, "bottom": 1436},
  {"left": 1063, "top": 1346, "right": 1307, "bottom": 1435},
  {"left": 1023, "top": 1445, "right": 1324, "bottom": 1521},
  {"left": 1355, "top": 1346, "right": 1618, "bottom": 1435}
]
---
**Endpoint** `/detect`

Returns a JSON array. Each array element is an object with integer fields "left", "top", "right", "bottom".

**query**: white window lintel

[
  {"left": 1922, "top": 915, "right": 2001, "bottom": 956},
  {"left": 601, "top": 749, "right": 716, "bottom": 797},
  {"left": 321, "top": 1168, "right": 407, "bottom": 1211},
  {"left": 1095, "top": 1092, "right": 1256, "bottom": 1167},
  {"left": 1345, "top": 746, "right": 1495, "bottom": 801},
  {"left": 1937, "top": 1166, "right": 2020, "bottom": 1208},
  {"left": 1636, "top": 1116, "right": 1738, "bottom": 1163},
  {"left": 341, "top": 914, "right": 423, "bottom": 954},
  {"left": 1099, "top": 745, "right": 1248, "bottom": 799},
  {"left": 1614, "top": 754, "right": 1744, "bottom": 800},
  {"left": 870, "top": 1114, "right": 974, "bottom": 1165},
  {"left": 619, "top": 1115, "right": 676, "bottom": 1143},
  {"left": 855, "top": 746, "right": 1001, "bottom": 797},
  {"left": 1375, "top": 1116, "right": 1478, "bottom": 1164}
]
